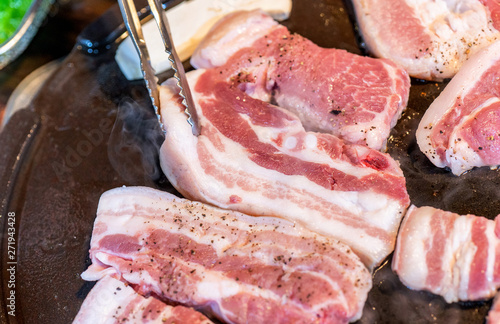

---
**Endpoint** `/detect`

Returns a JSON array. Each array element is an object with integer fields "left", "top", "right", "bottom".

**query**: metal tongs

[{"left": 117, "top": 0, "right": 200, "bottom": 136}]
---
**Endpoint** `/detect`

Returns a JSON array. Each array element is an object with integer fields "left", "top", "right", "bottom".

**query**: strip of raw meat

[
  {"left": 159, "top": 68, "right": 410, "bottom": 269},
  {"left": 488, "top": 293, "right": 500, "bottom": 324},
  {"left": 81, "top": 186, "right": 372, "bottom": 324},
  {"left": 393, "top": 205, "right": 500, "bottom": 303},
  {"left": 191, "top": 10, "right": 410, "bottom": 150},
  {"left": 73, "top": 276, "right": 212, "bottom": 324},
  {"left": 416, "top": 41, "right": 500, "bottom": 175},
  {"left": 351, "top": 0, "right": 500, "bottom": 81}
]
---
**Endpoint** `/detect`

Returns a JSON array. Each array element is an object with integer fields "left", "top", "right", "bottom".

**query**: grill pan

[{"left": 1, "top": 0, "right": 499, "bottom": 323}]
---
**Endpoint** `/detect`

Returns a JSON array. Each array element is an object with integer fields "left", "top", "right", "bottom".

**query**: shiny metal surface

[
  {"left": 148, "top": 0, "right": 199, "bottom": 136},
  {"left": 118, "top": 0, "right": 163, "bottom": 132},
  {"left": 118, "top": 0, "right": 199, "bottom": 135}
]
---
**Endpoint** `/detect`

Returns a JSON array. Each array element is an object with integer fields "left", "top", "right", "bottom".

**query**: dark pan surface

[{"left": 1, "top": 0, "right": 498, "bottom": 323}]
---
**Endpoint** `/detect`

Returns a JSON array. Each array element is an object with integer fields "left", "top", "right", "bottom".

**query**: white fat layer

[
  {"left": 81, "top": 264, "right": 117, "bottom": 282},
  {"left": 407, "top": 0, "right": 498, "bottom": 79},
  {"left": 305, "top": 134, "right": 317, "bottom": 149},
  {"left": 193, "top": 12, "right": 278, "bottom": 68},
  {"left": 394, "top": 206, "right": 432, "bottom": 289},
  {"left": 95, "top": 187, "right": 365, "bottom": 267},
  {"left": 454, "top": 221, "right": 500, "bottom": 301},
  {"left": 73, "top": 276, "right": 178, "bottom": 324},
  {"left": 407, "top": 0, "right": 491, "bottom": 35},
  {"left": 203, "top": 131, "right": 403, "bottom": 230},
  {"left": 450, "top": 216, "right": 473, "bottom": 302},
  {"left": 353, "top": 0, "right": 500, "bottom": 80},
  {"left": 486, "top": 224, "right": 499, "bottom": 296},
  {"left": 445, "top": 97, "right": 500, "bottom": 174},
  {"left": 395, "top": 206, "right": 500, "bottom": 303},
  {"left": 116, "top": 0, "right": 292, "bottom": 80},
  {"left": 282, "top": 136, "right": 296, "bottom": 149},
  {"left": 357, "top": 192, "right": 388, "bottom": 213},
  {"left": 197, "top": 274, "right": 242, "bottom": 300},
  {"left": 248, "top": 120, "right": 379, "bottom": 179},
  {"left": 74, "top": 277, "right": 135, "bottom": 324},
  {"left": 95, "top": 252, "right": 170, "bottom": 303},
  {"left": 85, "top": 186, "right": 373, "bottom": 323},
  {"left": 445, "top": 135, "right": 483, "bottom": 175},
  {"left": 417, "top": 41, "right": 500, "bottom": 170},
  {"left": 159, "top": 69, "right": 405, "bottom": 268}
]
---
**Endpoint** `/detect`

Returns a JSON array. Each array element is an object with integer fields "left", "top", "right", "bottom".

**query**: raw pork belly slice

[
  {"left": 159, "top": 68, "right": 410, "bottom": 268},
  {"left": 81, "top": 186, "right": 372, "bottom": 324},
  {"left": 488, "top": 294, "right": 500, "bottom": 324},
  {"left": 393, "top": 205, "right": 500, "bottom": 303},
  {"left": 191, "top": 10, "right": 410, "bottom": 150},
  {"left": 351, "top": 0, "right": 500, "bottom": 80},
  {"left": 73, "top": 276, "right": 212, "bottom": 324},
  {"left": 416, "top": 41, "right": 500, "bottom": 175}
]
